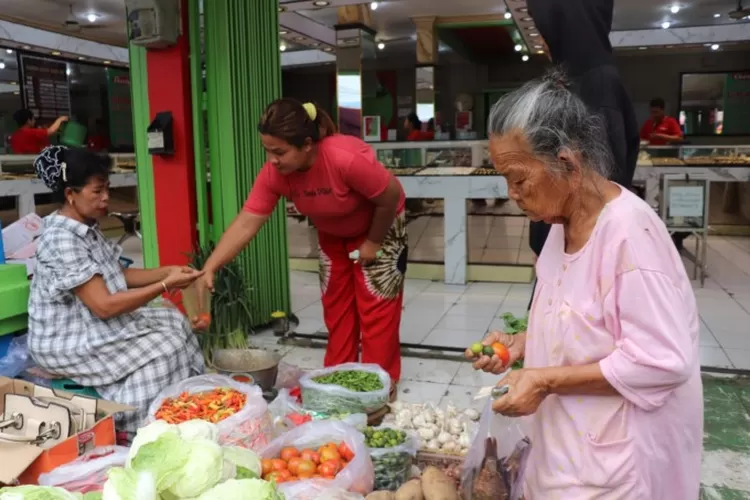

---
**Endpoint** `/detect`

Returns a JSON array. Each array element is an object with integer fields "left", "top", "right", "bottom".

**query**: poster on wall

[
  {"left": 722, "top": 72, "right": 750, "bottom": 135},
  {"left": 106, "top": 68, "right": 134, "bottom": 148},
  {"left": 19, "top": 55, "right": 70, "bottom": 122}
]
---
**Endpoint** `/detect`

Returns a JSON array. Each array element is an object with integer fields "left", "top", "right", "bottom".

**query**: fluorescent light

[
  {"left": 66, "top": 67, "right": 71, "bottom": 75},
  {"left": 377, "top": 42, "right": 385, "bottom": 50},
  {"left": 504, "top": 11, "right": 512, "bottom": 19},
  {"left": 514, "top": 44, "right": 523, "bottom": 52},
  {"left": 714, "top": 13, "right": 720, "bottom": 18},
  {"left": 87, "top": 13, "right": 97, "bottom": 23},
  {"left": 5, "top": 49, "right": 12, "bottom": 54},
  {"left": 312, "top": 1, "right": 329, "bottom": 6},
  {"left": 370, "top": 2, "right": 378, "bottom": 10},
  {"left": 0, "top": 62, "right": 5, "bottom": 70},
  {"left": 529, "top": 32, "right": 539, "bottom": 37},
  {"left": 280, "top": 43, "right": 287, "bottom": 51},
  {"left": 522, "top": 55, "right": 529, "bottom": 62},
  {"left": 662, "top": 21, "right": 671, "bottom": 29},
  {"left": 670, "top": 5, "right": 680, "bottom": 14},
  {"left": 711, "top": 44, "right": 720, "bottom": 50},
  {"left": 51, "top": 51, "right": 61, "bottom": 56}
]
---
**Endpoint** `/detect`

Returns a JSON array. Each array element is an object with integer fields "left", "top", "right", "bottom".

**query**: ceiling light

[
  {"left": 534, "top": 44, "right": 543, "bottom": 49},
  {"left": 13, "top": 91, "right": 19, "bottom": 95},
  {"left": 10, "top": 81, "right": 16, "bottom": 85},
  {"left": 51, "top": 51, "right": 61, "bottom": 56},
  {"left": 370, "top": 2, "right": 378, "bottom": 10},
  {"left": 504, "top": 11, "right": 512, "bottom": 19},
  {"left": 311, "top": 42, "right": 320, "bottom": 47},
  {"left": 103, "top": 60, "right": 111, "bottom": 64},
  {"left": 280, "top": 43, "right": 287, "bottom": 51},
  {"left": 638, "top": 46, "right": 647, "bottom": 50},
  {"left": 377, "top": 42, "right": 385, "bottom": 50},
  {"left": 521, "top": 17, "right": 533, "bottom": 22},
  {"left": 87, "top": 13, "right": 97, "bottom": 23},
  {"left": 22, "top": 45, "right": 30, "bottom": 50},
  {"left": 661, "top": 21, "right": 671, "bottom": 29},
  {"left": 278, "top": 6, "right": 286, "bottom": 12},
  {"left": 294, "top": 36, "right": 304, "bottom": 41},
  {"left": 714, "top": 13, "right": 720, "bottom": 18},
  {"left": 66, "top": 67, "right": 71, "bottom": 75},
  {"left": 312, "top": 1, "right": 329, "bottom": 6},
  {"left": 323, "top": 47, "right": 333, "bottom": 52},
  {"left": 522, "top": 55, "right": 529, "bottom": 62},
  {"left": 711, "top": 43, "right": 720, "bottom": 50},
  {"left": 537, "top": 50, "right": 545, "bottom": 54},
  {"left": 0, "top": 62, "right": 5, "bottom": 70},
  {"left": 78, "top": 56, "right": 85, "bottom": 60},
  {"left": 670, "top": 5, "right": 680, "bottom": 14},
  {"left": 514, "top": 44, "right": 523, "bottom": 52},
  {"left": 529, "top": 32, "right": 539, "bottom": 37},
  {"left": 518, "top": 7, "right": 528, "bottom": 13},
  {"left": 5, "top": 49, "right": 12, "bottom": 54},
  {"left": 279, "top": 30, "right": 288, "bottom": 35}
]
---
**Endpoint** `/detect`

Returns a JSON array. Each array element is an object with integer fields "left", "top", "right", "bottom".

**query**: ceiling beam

[
  {"left": 0, "top": 14, "right": 124, "bottom": 47},
  {"left": 279, "top": 11, "right": 336, "bottom": 46},
  {"left": 610, "top": 24, "right": 750, "bottom": 48}
]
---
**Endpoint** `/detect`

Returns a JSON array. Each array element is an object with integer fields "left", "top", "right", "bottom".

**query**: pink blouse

[{"left": 523, "top": 188, "right": 703, "bottom": 499}]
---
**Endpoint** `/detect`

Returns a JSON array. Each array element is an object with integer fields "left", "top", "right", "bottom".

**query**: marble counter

[
  {"left": 0, "top": 172, "right": 138, "bottom": 216},
  {"left": 396, "top": 173, "right": 509, "bottom": 285}
]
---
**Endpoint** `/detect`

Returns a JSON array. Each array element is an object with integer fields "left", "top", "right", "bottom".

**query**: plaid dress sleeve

[{"left": 28, "top": 214, "right": 204, "bottom": 432}]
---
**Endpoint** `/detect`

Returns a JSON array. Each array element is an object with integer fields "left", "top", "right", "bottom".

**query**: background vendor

[
  {"left": 198, "top": 98, "right": 406, "bottom": 401},
  {"left": 10, "top": 109, "right": 68, "bottom": 154},
  {"left": 28, "top": 146, "right": 205, "bottom": 434},
  {"left": 640, "top": 97, "right": 684, "bottom": 146}
]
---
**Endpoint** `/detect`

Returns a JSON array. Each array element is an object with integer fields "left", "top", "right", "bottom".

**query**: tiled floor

[{"left": 287, "top": 200, "right": 534, "bottom": 265}]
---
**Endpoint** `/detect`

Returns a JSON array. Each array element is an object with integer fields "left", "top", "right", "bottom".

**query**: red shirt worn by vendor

[
  {"left": 244, "top": 134, "right": 406, "bottom": 237},
  {"left": 640, "top": 116, "right": 682, "bottom": 146},
  {"left": 10, "top": 127, "right": 50, "bottom": 154}
]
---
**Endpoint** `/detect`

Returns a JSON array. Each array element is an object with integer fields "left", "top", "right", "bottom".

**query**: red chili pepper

[{"left": 155, "top": 388, "right": 247, "bottom": 424}]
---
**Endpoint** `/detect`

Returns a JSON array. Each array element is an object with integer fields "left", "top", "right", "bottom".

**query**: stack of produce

[
  {"left": 363, "top": 427, "right": 418, "bottom": 492},
  {"left": 154, "top": 388, "right": 247, "bottom": 424},
  {"left": 365, "top": 466, "right": 459, "bottom": 500},
  {"left": 382, "top": 402, "right": 479, "bottom": 456},
  {"left": 300, "top": 363, "right": 391, "bottom": 415},
  {"left": 260, "top": 441, "right": 356, "bottom": 484}
]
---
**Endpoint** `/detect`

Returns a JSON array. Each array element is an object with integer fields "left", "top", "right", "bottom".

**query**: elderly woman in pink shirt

[{"left": 467, "top": 71, "right": 703, "bottom": 499}]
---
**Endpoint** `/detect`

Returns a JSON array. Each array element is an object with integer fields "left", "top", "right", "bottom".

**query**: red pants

[{"left": 318, "top": 214, "right": 407, "bottom": 382}]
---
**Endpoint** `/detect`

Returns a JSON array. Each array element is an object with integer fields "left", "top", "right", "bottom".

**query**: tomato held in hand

[{"left": 491, "top": 342, "right": 510, "bottom": 366}]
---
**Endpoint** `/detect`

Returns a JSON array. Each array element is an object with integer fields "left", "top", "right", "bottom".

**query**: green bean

[{"left": 312, "top": 370, "right": 384, "bottom": 392}]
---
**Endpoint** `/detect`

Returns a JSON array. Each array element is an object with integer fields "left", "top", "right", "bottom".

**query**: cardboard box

[{"left": 0, "top": 377, "right": 131, "bottom": 485}]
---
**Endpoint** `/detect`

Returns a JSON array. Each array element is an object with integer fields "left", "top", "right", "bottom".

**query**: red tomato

[
  {"left": 271, "top": 459, "right": 287, "bottom": 471},
  {"left": 319, "top": 448, "right": 341, "bottom": 464},
  {"left": 287, "top": 457, "right": 303, "bottom": 475},
  {"left": 318, "top": 462, "right": 337, "bottom": 478},
  {"left": 280, "top": 447, "right": 300, "bottom": 462},
  {"left": 491, "top": 342, "right": 510, "bottom": 366},
  {"left": 261, "top": 458, "right": 273, "bottom": 476},
  {"left": 338, "top": 442, "right": 354, "bottom": 461},
  {"left": 265, "top": 471, "right": 284, "bottom": 483},
  {"left": 300, "top": 449, "right": 320, "bottom": 464},
  {"left": 297, "top": 459, "right": 317, "bottom": 477}
]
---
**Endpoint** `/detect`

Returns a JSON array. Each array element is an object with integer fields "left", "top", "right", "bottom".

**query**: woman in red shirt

[{"left": 199, "top": 99, "right": 407, "bottom": 396}]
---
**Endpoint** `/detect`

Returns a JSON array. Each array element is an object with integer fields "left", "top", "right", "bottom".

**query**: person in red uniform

[
  {"left": 198, "top": 99, "right": 407, "bottom": 398},
  {"left": 404, "top": 113, "right": 434, "bottom": 141},
  {"left": 640, "top": 98, "right": 684, "bottom": 146},
  {"left": 9, "top": 109, "right": 68, "bottom": 154}
]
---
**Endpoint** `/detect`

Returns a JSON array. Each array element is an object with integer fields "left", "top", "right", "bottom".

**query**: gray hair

[{"left": 487, "top": 69, "right": 613, "bottom": 179}]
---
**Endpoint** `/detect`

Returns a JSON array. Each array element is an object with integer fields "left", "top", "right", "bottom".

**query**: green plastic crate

[{"left": 0, "top": 264, "right": 30, "bottom": 337}]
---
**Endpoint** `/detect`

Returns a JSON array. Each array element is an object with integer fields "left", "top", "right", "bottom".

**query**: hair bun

[{"left": 543, "top": 67, "right": 572, "bottom": 90}]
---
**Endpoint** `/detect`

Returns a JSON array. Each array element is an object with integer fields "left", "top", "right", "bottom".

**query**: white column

[{"left": 443, "top": 196, "right": 467, "bottom": 284}]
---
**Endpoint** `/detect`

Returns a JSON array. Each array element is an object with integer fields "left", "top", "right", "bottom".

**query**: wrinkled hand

[
  {"left": 195, "top": 268, "right": 216, "bottom": 293},
  {"left": 492, "top": 368, "right": 549, "bottom": 417},
  {"left": 164, "top": 266, "right": 203, "bottom": 290},
  {"left": 357, "top": 240, "right": 382, "bottom": 266},
  {"left": 464, "top": 331, "right": 526, "bottom": 374}
]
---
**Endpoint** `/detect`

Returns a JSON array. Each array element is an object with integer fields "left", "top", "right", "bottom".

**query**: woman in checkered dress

[{"left": 27, "top": 146, "right": 205, "bottom": 432}]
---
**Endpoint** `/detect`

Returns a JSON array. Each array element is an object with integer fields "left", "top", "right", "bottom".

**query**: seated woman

[
  {"left": 28, "top": 146, "right": 205, "bottom": 433},
  {"left": 466, "top": 71, "right": 702, "bottom": 498}
]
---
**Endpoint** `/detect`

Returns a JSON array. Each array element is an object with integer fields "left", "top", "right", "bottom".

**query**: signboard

[
  {"left": 722, "top": 72, "right": 750, "bottom": 135},
  {"left": 106, "top": 68, "right": 134, "bottom": 148},
  {"left": 669, "top": 185, "right": 704, "bottom": 218},
  {"left": 19, "top": 55, "right": 70, "bottom": 121}
]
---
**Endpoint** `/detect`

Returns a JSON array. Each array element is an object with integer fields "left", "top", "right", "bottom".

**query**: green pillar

[
  {"left": 203, "top": 0, "right": 291, "bottom": 324},
  {"left": 128, "top": 44, "right": 159, "bottom": 268}
]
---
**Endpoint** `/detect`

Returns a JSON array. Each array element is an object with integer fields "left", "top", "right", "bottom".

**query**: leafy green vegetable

[
  {"left": 130, "top": 433, "right": 189, "bottom": 492},
  {"left": 0, "top": 486, "right": 79, "bottom": 499},
  {"left": 500, "top": 312, "right": 528, "bottom": 334},
  {"left": 127, "top": 420, "right": 180, "bottom": 468},
  {"left": 235, "top": 466, "right": 258, "bottom": 479},
  {"left": 165, "top": 439, "right": 224, "bottom": 499},
  {"left": 222, "top": 446, "right": 261, "bottom": 479},
  {"left": 196, "top": 479, "right": 284, "bottom": 500},
  {"left": 313, "top": 370, "right": 384, "bottom": 392},
  {"left": 102, "top": 468, "right": 157, "bottom": 500},
  {"left": 177, "top": 420, "right": 219, "bottom": 442}
]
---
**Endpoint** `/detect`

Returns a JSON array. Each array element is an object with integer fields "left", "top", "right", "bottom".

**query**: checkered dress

[{"left": 27, "top": 214, "right": 204, "bottom": 432}]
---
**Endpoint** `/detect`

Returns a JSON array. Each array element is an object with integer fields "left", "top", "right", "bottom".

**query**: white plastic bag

[
  {"left": 300, "top": 363, "right": 391, "bottom": 414},
  {"left": 460, "top": 400, "right": 530, "bottom": 500},
  {"left": 37, "top": 446, "right": 129, "bottom": 493},
  {"left": 260, "top": 420, "right": 374, "bottom": 500},
  {"left": 146, "top": 374, "right": 273, "bottom": 450},
  {"left": 367, "top": 427, "right": 419, "bottom": 491},
  {"left": 268, "top": 388, "right": 368, "bottom": 435}
]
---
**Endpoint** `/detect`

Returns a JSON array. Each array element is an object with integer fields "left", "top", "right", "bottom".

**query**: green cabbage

[
  {"left": 101, "top": 468, "right": 157, "bottom": 500},
  {"left": 130, "top": 433, "right": 189, "bottom": 492},
  {"left": 196, "top": 479, "right": 285, "bottom": 500},
  {"left": 127, "top": 420, "right": 179, "bottom": 468},
  {"left": 222, "top": 447, "right": 261, "bottom": 479},
  {"left": 0, "top": 486, "right": 80, "bottom": 499},
  {"left": 176, "top": 420, "right": 218, "bottom": 442},
  {"left": 165, "top": 439, "right": 224, "bottom": 499}
]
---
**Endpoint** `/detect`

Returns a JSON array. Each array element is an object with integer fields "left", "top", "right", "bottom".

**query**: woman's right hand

[
  {"left": 464, "top": 331, "right": 526, "bottom": 374},
  {"left": 164, "top": 266, "right": 204, "bottom": 290}
]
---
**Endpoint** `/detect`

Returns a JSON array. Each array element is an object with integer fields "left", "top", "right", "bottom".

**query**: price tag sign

[{"left": 669, "top": 185, "right": 704, "bottom": 218}]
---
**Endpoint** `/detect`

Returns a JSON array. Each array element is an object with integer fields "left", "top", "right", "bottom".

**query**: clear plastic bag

[
  {"left": 367, "top": 427, "right": 419, "bottom": 491},
  {"left": 37, "top": 446, "right": 129, "bottom": 493},
  {"left": 460, "top": 400, "right": 530, "bottom": 500},
  {"left": 268, "top": 388, "right": 368, "bottom": 435},
  {"left": 0, "top": 334, "right": 32, "bottom": 378},
  {"left": 260, "top": 420, "right": 374, "bottom": 500},
  {"left": 300, "top": 362, "right": 391, "bottom": 415},
  {"left": 146, "top": 374, "right": 273, "bottom": 450},
  {"left": 274, "top": 361, "right": 305, "bottom": 390}
]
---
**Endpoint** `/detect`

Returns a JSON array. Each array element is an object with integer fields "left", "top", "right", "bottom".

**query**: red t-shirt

[
  {"left": 407, "top": 130, "right": 434, "bottom": 141},
  {"left": 640, "top": 116, "right": 682, "bottom": 146},
  {"left": 9, "top": 127, "right": 49, "bottom": 154},
  {"left": 243, "top": 134, "right": 406, "bottom": 238}
]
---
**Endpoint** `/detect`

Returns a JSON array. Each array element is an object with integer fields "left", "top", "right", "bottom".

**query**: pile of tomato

[{"left": 262, "top": 442, "right": 356, "bottom": 484}]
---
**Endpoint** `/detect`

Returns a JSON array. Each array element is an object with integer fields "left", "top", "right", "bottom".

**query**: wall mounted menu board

[{"left": 19, "top": 55, "right": 71, "bottom": 122}]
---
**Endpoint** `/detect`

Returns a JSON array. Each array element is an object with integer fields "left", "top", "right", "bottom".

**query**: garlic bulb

[
  {"left": 390, "top": 401, "right": 404, "bottom": 412},
  {"left": 458, "top": 432, "right": 472, "bottom": 448},
  {"left": 418, "top": 427, "right": 436, "bottom": 440},
  {"left": 463, "top": 408, "right": 480, "bottom": 421},
  {"left": 437, "top": 431, "right": 453, "bottom": 444},
  {"left": 422, "top": 408, "right": 435, "bottom": 424},
  {"left": 446, "top": 403, "right": 458, "bottom": 419},
  {"left": 397, "top": 409, "right": 413, "bottom": 421},
  {"left": 441, "top": 441, "right": 457, "bottom": 452},
  {"left": 426, "top": 439, "right": 440, "bottom": 451},
  {"left": 412, "top": 415, "right": 427, "bottom": 428}
]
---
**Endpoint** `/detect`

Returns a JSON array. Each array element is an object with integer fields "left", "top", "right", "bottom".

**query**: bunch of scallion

[{"left": 189, "top": 244, "right": 253, "bottom": 360}]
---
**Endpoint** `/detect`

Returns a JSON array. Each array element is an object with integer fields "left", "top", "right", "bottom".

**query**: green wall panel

[
  {"left": 203, "top": 0, "right": 291, "bottom": 324},
  {"left": 128, "top": 44, "right": 159, "bottom": 268}
]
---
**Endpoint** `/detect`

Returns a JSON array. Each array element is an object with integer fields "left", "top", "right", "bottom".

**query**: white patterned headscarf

[{"left": 34, "top": 145, "right": 68, "bottom": 192}]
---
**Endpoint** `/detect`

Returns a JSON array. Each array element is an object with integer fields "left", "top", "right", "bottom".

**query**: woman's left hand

[
  {"left": 492, "top": 368, "right": 549, "bottom": 417},
  {"left": 357, "top": 240, "right": 382, "bottom": 266}
]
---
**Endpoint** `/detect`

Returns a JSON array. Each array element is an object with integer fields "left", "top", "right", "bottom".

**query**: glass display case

[
  {"left": 637, "top": 145, "right": 750, "bottom": 166},
  {"left": 371, "top": 140, "right": 485, "bottom": 172}
]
